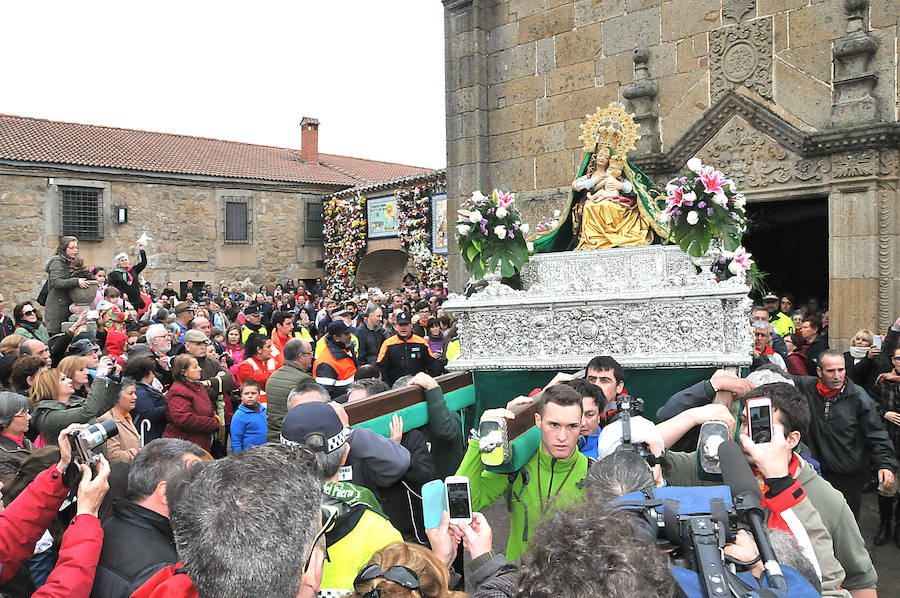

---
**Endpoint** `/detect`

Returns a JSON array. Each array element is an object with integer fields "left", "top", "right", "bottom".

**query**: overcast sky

[{"left": 1, "top": 1, "right": 447, "bottom": 169}]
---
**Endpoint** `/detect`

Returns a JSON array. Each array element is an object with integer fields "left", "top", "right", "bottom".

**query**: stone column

[
  {"left": 831, "top": 0, "right": 879, "bottom": 126},
  {"left": 622, "top": 47, "right": 660, "bottom": 154},
  {"left": 444, "top": 0, "right": 491, "bottom": 292}
]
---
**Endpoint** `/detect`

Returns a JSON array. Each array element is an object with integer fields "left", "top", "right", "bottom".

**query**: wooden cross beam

[{"left": 345, "top": 371, "right": 474, "bottom": 426}]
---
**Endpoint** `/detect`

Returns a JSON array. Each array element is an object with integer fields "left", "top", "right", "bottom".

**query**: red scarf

[
  {"left": 761, "top": 346, "right": 774, "bottom": 355},
  {"left": 816, "top": 379, "right": 842, "bottom": 399}
]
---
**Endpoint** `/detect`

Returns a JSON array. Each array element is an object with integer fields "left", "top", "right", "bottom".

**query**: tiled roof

[{"left": 0, "top": 114, "right": 431, "bottom": 186}]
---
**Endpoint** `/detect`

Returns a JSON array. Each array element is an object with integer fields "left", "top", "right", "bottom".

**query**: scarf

[
  {"left": 816, "top": 379, "right": 842, "bottom": 399},
  {"left": 761, "top": 345, "right": 774, "bottom": 355}
]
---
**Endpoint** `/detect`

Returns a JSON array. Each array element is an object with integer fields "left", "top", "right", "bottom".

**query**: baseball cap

[
  {"left": 395, "top": 311, "right": 412, "bottom": 325},
  {"left": 763, "top": 293, "right": 779, "bottom": 302},
  {"left": 280, "top": 402, "right": 349, "bottom": 453},
  {"left": 326, "top": 321, "right": 350, "bottom": 336},
  {"left": 332, "top": 309, "right": 351, "bottom": 319},
  {"left": 174, "top": 301, "right": 194, "bottom": 315},
  {"left": 69, "top": 338, "right": 100, "bottom": 356},
  {"left": 184, "top": 329, "right": 211, "bottom": 344}
]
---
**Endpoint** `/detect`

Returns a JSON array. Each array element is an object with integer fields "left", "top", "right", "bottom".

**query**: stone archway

[{"left": 356, "top": 249, "right": 410, "bottom": 291}]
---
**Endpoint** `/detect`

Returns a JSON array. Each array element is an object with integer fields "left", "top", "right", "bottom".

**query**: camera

[
  {"left": 68, "top": 420, "right": 119, "bottom": 468},
  {"left": 601, "top": 395, "right": 664, "bottom": 467}
]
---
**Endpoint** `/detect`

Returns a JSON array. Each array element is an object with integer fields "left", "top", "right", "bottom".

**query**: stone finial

[
  {"left": 622, "top": 47, "right": 660, "bottom": 154},
  {"left": 832, "top": 0, "right": 879, "bottom": 125}
]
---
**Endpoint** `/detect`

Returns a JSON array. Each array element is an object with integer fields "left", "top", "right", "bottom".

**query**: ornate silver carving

[
  {"left": 445, "top": 246, "right": 753, "bottom": 371},
  {"left": 710, "top": 19, "right": 773, "bottom": 103}
]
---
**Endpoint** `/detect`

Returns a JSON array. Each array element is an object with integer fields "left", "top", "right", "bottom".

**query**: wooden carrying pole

[{"left": 345, "top": 371, "right": 474, "bottom": 426}]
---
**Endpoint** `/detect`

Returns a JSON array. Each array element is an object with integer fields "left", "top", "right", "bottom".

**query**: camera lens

[{"left": 80, "top": 419, "right": 120, "bottom": 449}]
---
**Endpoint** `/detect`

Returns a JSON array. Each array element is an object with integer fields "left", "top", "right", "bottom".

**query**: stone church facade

[{"left": 442, "top": 0, "right": 900, "bottom": 349}]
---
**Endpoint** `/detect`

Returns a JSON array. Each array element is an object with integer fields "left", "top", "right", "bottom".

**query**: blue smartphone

[{"left": 422, "top": 479, "right": 446, "bottom": 529}]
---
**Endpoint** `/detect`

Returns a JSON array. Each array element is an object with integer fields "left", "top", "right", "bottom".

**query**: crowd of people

[{"left": 0, "top": 235, "right": 900, "bottom": 597}]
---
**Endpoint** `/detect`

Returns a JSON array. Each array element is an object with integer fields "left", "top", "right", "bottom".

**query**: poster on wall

[
  {"left": 431, "top": 193, "right": 448, "bottom": 254},
  {"left": 367, "top": 195, "right": 400, "bottom": 238}
]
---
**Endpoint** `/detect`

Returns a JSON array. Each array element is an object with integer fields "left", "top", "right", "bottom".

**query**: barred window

[
  {"left": 223, "top": 197, "right": 251, "bottom": 244},
  {"left": 306, "top": 201, "right": 324, "bottom": 240},
  {"left": 60, "top": 186, "right": 103, "bottom": 241}
]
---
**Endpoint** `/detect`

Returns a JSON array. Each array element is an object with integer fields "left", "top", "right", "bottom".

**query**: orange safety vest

[{"left": 313, "top": 343, "right": 357, "bottom": 393}]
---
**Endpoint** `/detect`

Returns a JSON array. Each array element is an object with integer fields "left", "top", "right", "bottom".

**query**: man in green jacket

[
  {"left": 456, "top": 384, "right": 589, "bottom": 561},
  {"left": 266, "top": 338, "right": 313, "bottom": 442}
]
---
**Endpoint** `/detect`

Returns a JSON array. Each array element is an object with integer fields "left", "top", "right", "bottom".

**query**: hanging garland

[
  {"left": 396, "top": 178, "right": 448, "bottom": 288},
  {"left": 323, "top": 194, "right": 366, "bottom": 297}
]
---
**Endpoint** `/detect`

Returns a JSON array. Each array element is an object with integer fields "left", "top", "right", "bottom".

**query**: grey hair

[
  {"left": 346, "top": 378, "right": 389, "bottom": 398},
  {"left": 751, "top": 320, "right": 773, "bottom": 334},
  {"left": 287, "top": 380, "right": 330, "bottom": 408},
  {"left": 127, "top": 438, "right": 206, "bottom": 501},
  {"left": 769, "top": 529, "right": 821, "bottom": 593},
  {"left": 586, "top": 450, "right": 655, "bottom": 505},
  {"left": 365, "top": 303, "right": 382, "bottom": 317},
  {"left": 298, "top": 433, "right": 345, "bottom": 478},
  {"left": 746, "top": 366, "right": 794, "bottom": 387},
  {"left": 169, "top": 444, "right": 323, "bottom": 598},
  {"left": 392, "top": 375, "right": 414, "bottom": 389},
  {"left": 283, "top": 338, "right": 309, "bottom": 363},
  {"left": 145, "top": 323, "right": 168, "bottom": 343},
  {"left": 0, "top": 392, "right": 30, "bottom": 430}
]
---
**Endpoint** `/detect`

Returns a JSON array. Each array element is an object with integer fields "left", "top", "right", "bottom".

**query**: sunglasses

[
  {"left": 22, "top": 309, "right": 36, "bottom": 316},
  {"left": 302, "top": 505, "right": 339, "bottom": 573},
  {"left": 354, "top": 564, "right": 420, "bottom": 592}
]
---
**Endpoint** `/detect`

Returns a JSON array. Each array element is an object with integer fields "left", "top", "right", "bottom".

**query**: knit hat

[{"left": 280, "top": 402, "right": 349, "bottom": 453}]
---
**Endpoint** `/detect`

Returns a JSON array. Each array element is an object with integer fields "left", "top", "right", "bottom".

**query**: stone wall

[
  {"left": 443, "top": 0, "right": 900, "bottom": 347},
  {"left": 0, "top": 166, "right": 330, "bottom": 304}
]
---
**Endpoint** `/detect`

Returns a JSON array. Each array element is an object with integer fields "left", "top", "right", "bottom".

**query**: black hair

[
  {"left": 271, "top": 310, "right": 293, "bottom": 328},
  {"left": 743, "top": 382, "right": 809, "bottom": 440},
  {"left": 354, "top": 364, "right": 381, "bottom": 381},
  {"left": 564, "top": 378, "right": 604, "bottom": 407},
  {"left": 539, "top": 384, "right": 583, "bottom": 416},
  {"left": 244, "top": 333, "right": 269, "bottom": 358},
  {"left": 586, "top": 356, "right": 624, "bottom": 384}
]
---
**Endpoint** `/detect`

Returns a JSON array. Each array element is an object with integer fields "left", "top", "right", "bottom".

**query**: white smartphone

[
  {"left": 444, "top": 475, "right": 472, "bottom": 525},
  {"left": 745, "top": 397, "right": 774, "bottom": 445},
  {"left": 873, "top": 335, "right": 883, "bottom": 349}
]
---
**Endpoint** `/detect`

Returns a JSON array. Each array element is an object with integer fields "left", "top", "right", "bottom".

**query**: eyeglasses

[
  {"left": 892, "top": 356, "right": 900, "bottom": 362},
  {"left": 354, "top": 564, "right": 420, "bottom": 592},
  {"left": 302, "top": 504, "right": 339, "bottom": 573},
  {"left": 22, "top": 309, "right": 36, "bottom": 316},
  {"left": 13, "top": 412, "right": 30, "bottom": 419}
]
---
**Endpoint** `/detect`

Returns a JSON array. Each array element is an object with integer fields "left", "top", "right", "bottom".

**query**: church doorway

[
  {"left": 355, "top": 249, "right": 410, "bottom": 291},
  {"left": 743, "top": 197, "right": 828, "bottom": 307}
]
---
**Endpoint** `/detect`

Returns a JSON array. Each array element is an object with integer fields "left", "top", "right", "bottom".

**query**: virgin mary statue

[{"left": 530, "top": 103, "right": 670, "bottom": 252}]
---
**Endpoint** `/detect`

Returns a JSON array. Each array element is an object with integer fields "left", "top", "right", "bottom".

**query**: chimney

[{"left": 300, "top": 117, "right": 320, "bottom": 164}]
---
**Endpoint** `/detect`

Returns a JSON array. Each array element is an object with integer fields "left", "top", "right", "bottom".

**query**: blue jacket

[
  {"left": 578, "top": 432, "right": 601, "bottom": 459},
  {"left": 134, "top": 381, "right": 167, "bottom": 443},
  {"left": 230, "top": 403, "right": 267, "bottom": 453}
]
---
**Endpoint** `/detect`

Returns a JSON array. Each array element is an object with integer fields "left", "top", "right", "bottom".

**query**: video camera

[
  {"left": 615, "top": 439, "right": 790, "bottom": 598},
  {"left": 603, "top": 394, "right": 665, "bottom": 467}
]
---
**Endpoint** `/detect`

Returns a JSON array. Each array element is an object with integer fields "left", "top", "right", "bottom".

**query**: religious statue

[{"left": 531, "top": 103, "right": 669, "bottom": 252}]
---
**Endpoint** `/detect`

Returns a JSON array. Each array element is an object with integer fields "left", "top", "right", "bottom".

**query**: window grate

[
  {"left": 223, "top": 197, "right": 251, "bottom": 244},
  {"left": 306, "top": 202, "right": 324, "bottom": 240},
  {"left": 60, "top": 186, "right": 103, "bottom": 241}
]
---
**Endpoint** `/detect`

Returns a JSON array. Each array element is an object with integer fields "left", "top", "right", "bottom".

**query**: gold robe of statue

[{"left": 573, "top": 149, "right": 653, "bottom": 250}]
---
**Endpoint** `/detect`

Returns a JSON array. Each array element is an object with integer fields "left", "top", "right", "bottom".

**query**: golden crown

[
  {"left": 579, "top": 102, "right": 640, "bottom": 155},
  {"left": 608, "top": 154, "right": 626, "bottom": 168}
]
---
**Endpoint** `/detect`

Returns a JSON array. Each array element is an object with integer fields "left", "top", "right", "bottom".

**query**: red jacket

[
  {"left": 34, "top": 514, "right": 103, "bottom": 598},
  {"left": 0, "top": 465, "right": 68, "bottom": 585},
  {"left": 163, "top": 380, "right": 218, "bottom": 452}
]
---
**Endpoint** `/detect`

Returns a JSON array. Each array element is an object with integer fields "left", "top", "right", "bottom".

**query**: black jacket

[
  {"left": 793, "top": 375, "right": 898, "bottom": 476},
  {"left": 90, "top": 499, "right": 178, "bottom": 598},
  {"left": 842, "top": 352, "right": 876, "bottom": 393},
  {"left": 356, "top": 324, "right": 388, "bottom": 366},
  {"left": 108, "top": 250, "right": 147, "bottom": 310},
  {"left": 376, "top": 429, "right": 439, "bottom": 544},
  {"left": 804, "top": 335, "right": 829, "bottom": 374},
  {"left": 376, "top": 333, "right": 445, "bottom": 386}
]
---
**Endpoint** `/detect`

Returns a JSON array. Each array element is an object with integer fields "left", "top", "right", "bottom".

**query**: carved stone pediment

[{"left": 696, "top": 116, "right": 830, "bottom": 189}]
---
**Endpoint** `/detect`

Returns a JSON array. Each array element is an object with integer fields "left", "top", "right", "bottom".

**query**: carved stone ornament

[
  {"left": 710, "top": 19, "right": 773, "bottom": 103},
  {"left": 444, "top": 246, "right": 753, "bottom": 371},
  {"left": 723, "top": 0, "right": 756, "bottom": 24},
  {"left": 831, "top": 149, "right": 899, "bottom": 179},
  {"left": 698, "top": 117, "right": 830, "bottom": 188}
]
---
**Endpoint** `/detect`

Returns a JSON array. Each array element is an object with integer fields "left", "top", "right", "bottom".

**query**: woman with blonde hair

[
  {"left": 30, "top": 365, "right": 120, "bottom": 445},
  {"left": 57, "top": 355, "right": 91, "bottom": 399},
  {"left": 844, "top": 328, "right": 877, "bottom": 390},
  {"left": 351, "top": 542, "right": 468, "bottom": 598}
]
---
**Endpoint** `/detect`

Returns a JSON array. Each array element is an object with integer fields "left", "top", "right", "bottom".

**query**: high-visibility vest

[{"left": 313, "top": 343, "right": 357, "bottom": 393}]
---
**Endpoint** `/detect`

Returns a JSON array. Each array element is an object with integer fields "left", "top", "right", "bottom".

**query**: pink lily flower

[
  {"left": 666, "top": 186, "right": 685, "bottom": 207},
  {"left": 700, "top": 167, "right": 727, "bottom": 196}
]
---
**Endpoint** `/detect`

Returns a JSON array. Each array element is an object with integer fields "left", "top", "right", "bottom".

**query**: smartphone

[
  {"left": 445, "top": 475, "right": 473, "bottom": 525},
  {"left": 421, "top": 479, "right": 446, "bottom": 529},
  {"left": 698, "top": 420, "right": 730, "bottom": 474},
  {"left": 746, "top": 397, "right": 774, "bottom": 445},
  {"left": 874, "top": 335, "right": 883, "bottom": 349}
]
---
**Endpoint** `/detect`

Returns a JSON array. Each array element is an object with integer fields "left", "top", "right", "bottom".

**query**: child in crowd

[{"left": 230, "top": 380, "right": 267, "bottom": 453}]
